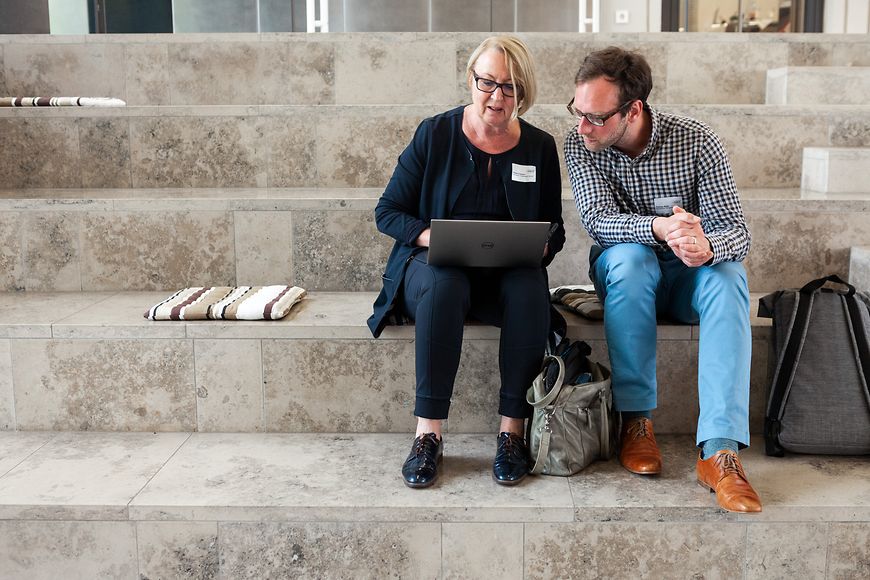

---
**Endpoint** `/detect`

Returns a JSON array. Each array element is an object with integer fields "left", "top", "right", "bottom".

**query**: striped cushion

[{"left": 145, "top": 286, "right": 306, "bottom": 321}]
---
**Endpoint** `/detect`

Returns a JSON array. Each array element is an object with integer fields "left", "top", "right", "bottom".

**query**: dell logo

[{"left": 481, "top": 242, "right": 494, "bottom": 250}]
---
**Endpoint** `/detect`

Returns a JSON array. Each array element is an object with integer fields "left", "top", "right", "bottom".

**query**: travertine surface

[
  {"left": 11, "top": 339, "right": 196, "bottom": 431},
  {"left": 851, "top": 246, "right": 870, "bottom": 292}
]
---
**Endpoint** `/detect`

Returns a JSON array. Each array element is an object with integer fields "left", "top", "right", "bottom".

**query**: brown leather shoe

[
  {"left": 696, "top": 450, "right": 762, "bottom": 513},
  {"left": 618, "top": 417, "right": 662, "bottom": 475}
]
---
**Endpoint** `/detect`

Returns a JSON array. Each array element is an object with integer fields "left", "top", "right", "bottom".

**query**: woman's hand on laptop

[{"left": 415, "top": 228, "right": 431, "bottom": 247}]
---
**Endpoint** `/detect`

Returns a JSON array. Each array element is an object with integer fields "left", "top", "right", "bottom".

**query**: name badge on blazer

[{"left": 511, "top": 163, "right": 536, "bottom": 183}]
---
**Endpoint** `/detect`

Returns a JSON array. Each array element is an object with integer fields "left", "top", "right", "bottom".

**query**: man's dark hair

[{"left": 574, "top": 46, "right": 653, "bottom": 106}]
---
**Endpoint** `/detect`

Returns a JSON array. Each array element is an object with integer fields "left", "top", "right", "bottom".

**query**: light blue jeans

[{"left": 590, "top": 243, "right": 751, "bottom": 447}]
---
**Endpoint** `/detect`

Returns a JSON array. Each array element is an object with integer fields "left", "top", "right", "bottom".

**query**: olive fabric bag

[
  {"left": 759, "top": 275, "right": 870, "bottom": 456},
  {"left": 526, "top": 340, "right": 618, "bottom": 476}
]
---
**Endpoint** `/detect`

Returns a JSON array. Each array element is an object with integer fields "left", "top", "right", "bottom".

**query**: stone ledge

[
  {"left": 0, "top": 290, "right": 772, "bottom": 342},
  {"left": 0, "top": 432, "right": 866, "bottom": 524}
]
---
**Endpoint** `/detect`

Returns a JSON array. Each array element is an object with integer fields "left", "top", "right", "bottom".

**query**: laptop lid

[{"left": 426, "top": 219, "right": 551, "bottom": 268}]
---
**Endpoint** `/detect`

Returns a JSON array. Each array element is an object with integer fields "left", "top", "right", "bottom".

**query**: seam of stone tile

[
  {"left": 823, "top": 521, "right": 832, "bottom": 578},
  {"left": 0, "top": 432, "right": 60, "bottom": 480},
  {"left": 127, "top": 432, "right": 194, "bottom": 515},
  {"left": 49, "top": 292, "right": 123, "bottom": 335}
]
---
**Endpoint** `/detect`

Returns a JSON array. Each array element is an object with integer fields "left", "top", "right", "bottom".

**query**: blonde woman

[{"left": 368, "top": 36, "right": 564, "bottom": 488}]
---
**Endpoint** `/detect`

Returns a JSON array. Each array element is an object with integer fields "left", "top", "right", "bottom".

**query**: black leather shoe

[
  {"left": 492, "top": 432, "right": 529, "bottom": 486},
  {"left": 402, "top": 433, "right": 443, "bottom": 489}
]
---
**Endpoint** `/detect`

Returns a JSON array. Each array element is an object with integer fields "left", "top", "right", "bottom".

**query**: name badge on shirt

[
  {"left": 654, "top": 196, "right": 682, "bottom": 216},
  {"left": 511, "top": 163, "right": 537, "bottom": 183}
]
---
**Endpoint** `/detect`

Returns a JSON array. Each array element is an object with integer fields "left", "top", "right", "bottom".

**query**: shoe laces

[
  {"left": 626, "top": 418, "right": 651, "bottom": 439},
  {"left": 717, "top": 451, "right": 747, "bottom": 481},
  {"left": 413, "top": 433, "right": 439, "bottom": 455}
]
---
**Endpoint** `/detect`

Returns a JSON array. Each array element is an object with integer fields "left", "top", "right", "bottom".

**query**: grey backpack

[{"left": 759, "top": 275, "right": 870, "bottom": 456}]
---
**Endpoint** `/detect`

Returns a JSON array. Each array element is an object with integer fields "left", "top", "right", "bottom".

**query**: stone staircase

[{"left": 1, "top": 32, "right": 869, "bottom": 578}]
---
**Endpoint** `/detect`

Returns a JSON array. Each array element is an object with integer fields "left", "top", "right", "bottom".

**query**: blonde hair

[{"left": 465, "top": 35, "right": 537, "bottom": 119}]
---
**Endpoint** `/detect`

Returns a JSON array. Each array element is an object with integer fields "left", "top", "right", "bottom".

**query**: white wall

[
  {"left": 48, "top": 0, "right": 89, "bottom": 34},
  {"left": 825, "top": 0, "right": 870, "bottom": 33},
  {"left": 599, "top": 0, "right": 658, "bottom": 32}
]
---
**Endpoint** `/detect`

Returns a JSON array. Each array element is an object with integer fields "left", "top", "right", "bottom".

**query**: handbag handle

[
  {"left": 529, "top": 355, "right": 566, "bottom": 407},
  {"left": 800, "top": 274, "right": 855, "bottom": 296}
]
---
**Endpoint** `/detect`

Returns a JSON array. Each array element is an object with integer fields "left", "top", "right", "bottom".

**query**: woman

[{"left": 367, "top": 36, "right": 565, "bottom": 488}]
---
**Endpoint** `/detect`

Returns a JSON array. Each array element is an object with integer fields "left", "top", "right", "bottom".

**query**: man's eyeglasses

[
  {"left": 473, "top": 72, "right": 516, "bottom": 98},
  {"left": 566, "top": 97, "right": 634, "bottom": 127}
]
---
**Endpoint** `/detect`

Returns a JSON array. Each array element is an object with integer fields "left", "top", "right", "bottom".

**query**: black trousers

[{"left": 399, "top": 250, "right": 550, "bottom": 420}]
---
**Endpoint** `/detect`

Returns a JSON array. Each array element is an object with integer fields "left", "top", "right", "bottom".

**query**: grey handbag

[{"left": 526, "top": 344, "right": 618, "bottom": 476}]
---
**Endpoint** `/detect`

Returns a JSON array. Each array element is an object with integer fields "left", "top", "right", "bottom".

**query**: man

[{"left": 564, "top": 47, "right": 761, "bottom": 513}]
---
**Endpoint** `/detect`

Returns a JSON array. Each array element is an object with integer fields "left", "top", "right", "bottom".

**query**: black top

[{"left": 451, "top": 135, "right": 511, "bottom": 221}]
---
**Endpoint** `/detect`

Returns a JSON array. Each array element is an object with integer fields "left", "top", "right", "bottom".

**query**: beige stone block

[
  {"left": 130, "top": 116, "right": 267, "bottom": 188},
  {"left": 136, "top": 521, "right": 219, "bottom": 580},
  {"left": 0, "top": 292, "right": 116, "bottom": 339},
  {"left": 850, "top": 246, "right": 870, "bottom": 292},
  {"left": 828, "top": 523, "right": 870, "bottom": 579},
  {"left": 335, "top": 39, "right": 455, "bottom": 105},
  {"left": 129, "top": 433, "right": 574, "bottom": 522},
  {"left": 315, "top": 108, "right": 424, "bottom": 187},
  {"left": 263, "top": 339, "right": 416, "bottom": 432},
  {"left": 443, "top": 523, "right": 523, "bottom": 580},
  {"left": 78, "top": 117, "right": 132, "bottom": 188},
  {"left": 52, "top": 291, "right": 188, "bottom": 340},
  {"left": 292, "top": 209, "right": 392, "bottom": 291},
  {"left": 261, "top": 41, "right": 335, "bottom": 105},
  {"left": 263, "top": 113, "right": 319, "bottom": 187},
  {"left": 0, "top": 339, "right": 12, "bottom": 430},
  {"left": 0, "top": 432, "right": 188, "bottom": 520},
  {"left": 195, "top": 339, "right": 264, "bottom": 432},
  {"left": 0, "top": 44, "right": 6, "bottom": 95},
  {"left": 767, "top": 67, "right": 870, "bottom": 105},
  {"left": 745, "top": 523, "right": 827, "bottom": 579},
  {"left": 832, "top": 42, "right": 870, "bottom": 66},
  {"left": 802, "top": 147, "right": 870, "bottom": 193},
  {"left": 234, "top": 210, "right": 293, "bottom": 286},
  {"left": 3, "top": 43, "right": 125, "bottom": 100},
  {"left": 11, "top": 339, "right": 196, "bottom": 431},
  {"left": 23, "top": 212, "right": 82, "bottom": 291},
  {"left": 525, "top": 522, "right": 745, "bottom": 578},
  {"left": 0, "top": 118, "right": 81, "bottom": 188},
  {"left": 124, "top": 43, "right": 170, "bottom": 106},
  {"left": 168, "top": 42, "right": 261, "bottom": 105},
  {"left": 674, "top": 105, "right": 829, "bottom": 189},
  {"left": 787, "top": 41, "right": 833, "bottom": 67},
  {"left": 829, "top": 114, "right": 870, "bottom": 148},
  {"left": 546, "top": 204, "right": 594, "bottom": 288},
  {"left": 741, "top": 450, "right": 870, "bottom": 522},
  {"left": 80, "top": 211, "right": 235, "bottom": 291},
  {"left": 666, "top": 41, "right": 789, "bottom": 104},
  {"left": 219, "top": 522, "right": 441, "bottom": 578},
  {"left": 744, "top": 203, "right": 870, "bottom": 292},
  {"left": 0, "top": 211, "right": 24, "bottom": 291},
  {"left": 0, "top": 432, "right": 54, "bottom": 475},
  {"left": 0, "top": 521, "right": 137, "bottom": 579}
]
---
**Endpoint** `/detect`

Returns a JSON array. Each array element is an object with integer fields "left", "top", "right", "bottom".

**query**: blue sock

[
  {"left": 621, "top": 410, "right": 652, "bottom": 421},
  {"left": 701, "top": 438, "right": 739, "bottom": 460}
]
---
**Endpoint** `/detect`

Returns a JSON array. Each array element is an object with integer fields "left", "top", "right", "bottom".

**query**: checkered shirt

[{"left": 564, "top": 106, "right": 750, "bottom": 265}]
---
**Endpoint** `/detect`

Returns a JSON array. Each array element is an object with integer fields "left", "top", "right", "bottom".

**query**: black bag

[{"left": 758, "top": 275, "right": 870, "bottom": 456}]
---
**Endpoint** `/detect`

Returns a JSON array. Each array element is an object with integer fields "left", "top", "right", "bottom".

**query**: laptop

[{"left": 426, "top": 219, "right": 551, "bottom": 268}]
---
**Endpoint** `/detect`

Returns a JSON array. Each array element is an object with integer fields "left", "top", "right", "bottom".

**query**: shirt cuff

[
  {"left": 705, "top": 234, "right": 729, "bottom": 266},
  {"left": 637, "top": 215, "right": 659, "bottom": 246}
]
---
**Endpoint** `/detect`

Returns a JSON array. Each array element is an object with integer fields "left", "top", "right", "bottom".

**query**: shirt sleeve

[
  {"left": 695, "top": 132, "right": 751, "bottom": 264},
  {"left": 564, "top": 130, "right": 658, "bottom": 248}
]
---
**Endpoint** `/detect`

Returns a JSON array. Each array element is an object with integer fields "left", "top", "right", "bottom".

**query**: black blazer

[{"left": 367, "top": 106, "right": 565, "bottom": 337}]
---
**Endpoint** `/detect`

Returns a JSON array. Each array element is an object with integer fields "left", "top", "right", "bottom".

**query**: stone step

[
  {"left": 802, "top": 147, "right": 870, "bottom": 194},
  {"left": 851, "top": 246, "right": 870, "bottom": 292},
  {"left": 0, "top": 291, "right": 772, "bottom": 434},
  {"left": 766, "top": 66, "right": 870, "bottom": 105},
  {"left": 0, "top": 431, "right": 866, "bottom": 578},
  {"left": 0, "top": 188, "right": 868, "bottom": 294},
  {"left": 2, "top": 104, "right": 869, "bottom": 191},
  {"left": 2, "top": 33, "right": 869, "bottom": 107}
]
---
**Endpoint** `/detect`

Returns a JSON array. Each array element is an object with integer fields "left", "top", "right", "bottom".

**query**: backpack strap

[
  {"left": 764, "top": 286, "right": 816, "bottom": 457},
  {"left": 844, "top": 292, "right": 870, "bottom": 407}
]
